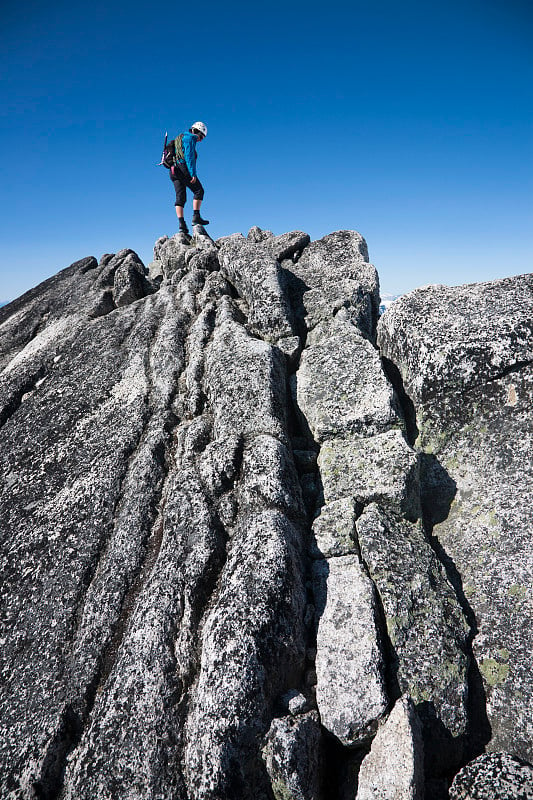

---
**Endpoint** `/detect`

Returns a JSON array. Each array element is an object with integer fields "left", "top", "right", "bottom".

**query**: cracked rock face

[
  {"left": 356, "top": 696, "right": 424, "bottom": 800},
  {"left": 0, "top": 229, "right": 532, "bottom": 799},
  {"left": 378, "top": 275, "right": 533, "bottom": 764}
]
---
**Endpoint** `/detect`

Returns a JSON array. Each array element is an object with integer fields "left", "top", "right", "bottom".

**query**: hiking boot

[
  {"left": 192, "top": 211, "right": 209, "bottom": 226},
  {"left": 178, "top": 219, "right": 189, "bottom": 234}
]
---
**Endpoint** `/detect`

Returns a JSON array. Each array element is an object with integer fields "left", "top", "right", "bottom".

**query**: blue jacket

[{"left": 178, "top": 131, "right": 199, "bottom": 178}]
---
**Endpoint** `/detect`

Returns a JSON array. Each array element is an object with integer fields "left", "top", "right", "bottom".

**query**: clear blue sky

[{"left": 1, "top": 0, "right": 532, "bottom": 301}]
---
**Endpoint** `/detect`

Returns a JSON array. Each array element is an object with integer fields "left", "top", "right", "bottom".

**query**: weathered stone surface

[
  {"left": 153, "top": 231, "right": 219, "bottom": 283},
  {"left": 0, "top": 234, "right": 306, "bottom": 800},
  {"left": 286, "top": 229, "right": 379, "bottom": 335},
  {"left": 1, "top": 229, "right": 531, "bottom": 797},
  {"left": 240, "top": 226, "right": 310, "bottom": 260},
  {"left": 204, "top": 314, "right": 289, "bottom": 444},
  {"left": 318, "top": 429, "right": 420, "bottom": 519},
  {"left": 153, "top": 233, "right": 190, "bottom": 278},
  {"left": 187, "top": 247, "right": 220, "bottom": 272},
  {"left": 312, "top": 555, "right": 388, "bottom": 745},
  {"left": 148, "top": 258, "right": 164, "bottom": 281},
  {"left": 449, "top": 752, "right": 533, "bottom": 800},
  {"left": 288, "top": 692, "right": 310, "bottom": 716},
  {"left": 262, "top": 711, "right": 323, "bottom": 800},
  {"left": 239, "top": 434, "right": 304, "bottom": 519},
  {"left": 296, "top": 314, "right": 398, "bottom": 442},
  {"left": 192, "top": 224, "right": 215, "bottom": 245},
  {"left": 277, "top": 333, "right": 301, "bottom": 362},
  {"left": 0, "top": 273, "right": 189, "bottom": 796},
  {"left": 183, "top": 509, "right": 306, "bottom": 799},
  {"left": 248, "top": 225, "right": 274, "bottom": 243},
  {"left": 218, "top": 234, "right": 297, "bottom": 343},
  {"left": 309, "top": 498, "right": 359, "bottom": 559},
  {"left": 278, "top": 688, "right": 311, "bottom": 716},
  {"left": 262, "top": 229, "right": 310, "bottom": 261},
  {"left": 113, "top": 250, "right": 152, "bottom": 306},
  {"left": 178, "top": 294, "right": 307, "bottom": 799},
  {"left": 378, "top": 274, "right": 533, "bottom": 762},
  {"left": 357, "top": 696, "right": 424, "bottom": 800},
  {"left": 61, "top": 466, "right": 221, "bottom": 799},
  {"left": 215, "top": 232, "right": 243, "bottom": 248},
  {"left": 356, "top": 504, "right": 470, "bottom": 744},
  {"left": 377, "top": 276, "right": 533, "bottom": 405}
]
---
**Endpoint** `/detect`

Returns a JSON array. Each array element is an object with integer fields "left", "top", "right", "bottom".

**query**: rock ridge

[{"left": 0, "top": 228, "right": 531, "bottom": 800}]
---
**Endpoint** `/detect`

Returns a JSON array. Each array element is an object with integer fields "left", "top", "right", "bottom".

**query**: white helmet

[{"left": 191, "top": 121, "right": 207, "bottom": 137}]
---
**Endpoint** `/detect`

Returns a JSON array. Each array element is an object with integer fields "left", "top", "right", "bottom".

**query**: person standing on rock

[{"left": 170, "top": 121, "right": 209, "bottom": 235}]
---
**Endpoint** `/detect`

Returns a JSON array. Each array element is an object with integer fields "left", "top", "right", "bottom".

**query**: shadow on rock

[
  {"left": 419, "top": 453, "right": 492, "bottom": 788},
  {"left": 281, "top": 268, "right": 311, "bottom": 346}
]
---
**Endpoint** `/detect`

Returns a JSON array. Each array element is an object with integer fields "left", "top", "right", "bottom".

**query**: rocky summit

[{"left": 0, "top": 227, "right": 532, "bottom": 800}]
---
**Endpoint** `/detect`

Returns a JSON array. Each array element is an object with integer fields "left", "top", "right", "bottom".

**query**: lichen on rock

[
  {"left": 378, "top": 273, "right": 533, "bottom": 763},
  {"left": 0, "top": 228, "right": 531, "bottom": 799}
]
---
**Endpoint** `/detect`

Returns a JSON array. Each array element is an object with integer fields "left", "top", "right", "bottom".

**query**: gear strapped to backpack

[{"left": 158, "top": 133, "right": 185, "bottom": 170}]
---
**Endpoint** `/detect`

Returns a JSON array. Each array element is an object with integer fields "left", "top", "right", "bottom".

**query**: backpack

[{"left": 158, "top": 132, "right": 184, "bottom": 169}]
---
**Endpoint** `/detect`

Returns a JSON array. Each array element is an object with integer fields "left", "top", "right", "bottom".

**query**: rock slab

[
  {"left": 357, "top": 696, "right": 424, "bottom": 800},
  {"left": 378, "top": 275, "right": 533, "bottom": 762}
]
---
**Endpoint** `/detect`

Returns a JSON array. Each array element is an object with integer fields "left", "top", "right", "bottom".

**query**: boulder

[
  {"left": 377, "top": 276, "right": 533, "bottom": 405},
  {"left": 318, "top": 429, "right": 420, "bottom": 519},
  {"left": 449, "top": 752, "right": 533, "bottom": 800},
  {"left": 285, "top": 229, "right": 379, "bottom": 336},
  {"left": 356, "top": 504, "right": 470, "bottom": 767},
  {"left": 312, "top": 555, "right": 388, "bottom": 745},
  {"left": 262, "top": 711, "right": 323, "bottom": 800},
  {"left": 296, "top": 314, "right": 398, "bottom": 442},
  {"left": 309, "top": 498, "right": 359, "bottom": 559},
  {"left": 356, "top": 696, "right": 424, "bottom": 800}
]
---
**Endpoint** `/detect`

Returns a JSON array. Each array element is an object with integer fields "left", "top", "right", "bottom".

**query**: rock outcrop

[
  {"left": 0, "top": 228, "right": 531, "bottom": 799},
  {"left": 378, "top": 277, "right": 533, "bottom": 765},
  {"left": 356, "top": 695, "right": 424, "bottom": 800}
]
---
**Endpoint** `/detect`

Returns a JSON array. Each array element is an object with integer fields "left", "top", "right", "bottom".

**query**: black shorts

[{"left": 170, "top": 165, "right": 205, "bottom": 206}]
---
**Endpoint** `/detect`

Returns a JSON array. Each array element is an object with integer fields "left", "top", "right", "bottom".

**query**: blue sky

[{"left": 1, "top": 0, "right": 532, "bottom": 301}]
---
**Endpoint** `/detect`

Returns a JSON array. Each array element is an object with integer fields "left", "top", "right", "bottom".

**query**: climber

[{"left": 170, "top": 121, "right": 209, "bottom": 235}]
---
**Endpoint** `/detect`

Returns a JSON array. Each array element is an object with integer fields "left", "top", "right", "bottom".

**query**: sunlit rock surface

[
  {"left": 449, "top": 752, "right": 533, "bottom": 800},
  {"left": 0, "top": 230, "right": 531, "bottom": 799},
  {"left": 378, "top": 276, "right": 533, "bottom": 764},
  {"left": 356, "top": 695, "right": 424, "bottom": 800}
]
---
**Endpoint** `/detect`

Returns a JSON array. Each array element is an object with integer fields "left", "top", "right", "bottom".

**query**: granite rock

[
  {"left": 286, "top": 229, "right": 379, "bottom": 335},
  {"left": 378, "top": 274, "right": 533, "bottom": 762},
  {"left": 218, "top": 233, "right": 298, "bottom": 344},
  {"left": 296, "top": 314, "right": 398, "bottom": 442},
  {"left": 318, "top": 429, "right": 420, "bottom": 520},
  {"left": 356, "top": 696, "right": 424, "bottom": 800},
  {"left": 377, "top": 276, "right": 533, "bottom": 404},
  {"left": 312, "top": 555, "right": 388, "bottom": 745},
  {"left": 262, "top": 711, "right": 323, "bottom": 800},
  {"left": 309, "top": 498, "right": 359, "bottom": 559},
  {"left": 449, "top": 752, "right": 533, "bottom": 800},
  {"left": 356, "top": 503, "right": 470, "bottom": 765},
  {"left": 1, "top": 230, "right": 531, "bottom": 798}
]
